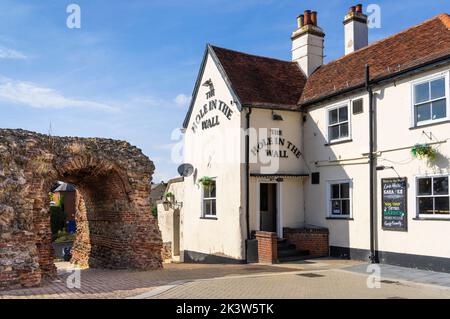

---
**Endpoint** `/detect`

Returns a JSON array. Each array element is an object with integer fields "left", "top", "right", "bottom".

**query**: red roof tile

[
  {"left": 300, "top": 14, "right": 450, "bottom": 104},
  {"left": 211, "top": 45, "right": 306, "bottom": 110}
]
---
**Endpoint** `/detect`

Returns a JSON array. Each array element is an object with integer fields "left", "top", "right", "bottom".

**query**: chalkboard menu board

[{"left": 382, "top": 178, "right": 408, "bottom": 231}]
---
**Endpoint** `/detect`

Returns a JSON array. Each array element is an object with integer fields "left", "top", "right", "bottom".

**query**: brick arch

[{"left": 0, "top": 129, "right": 163, "bottom": 289}]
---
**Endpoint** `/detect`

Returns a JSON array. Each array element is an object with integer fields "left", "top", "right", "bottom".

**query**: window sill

[
  {"left": 409, "top": 119, "right": 450, "bottom": 130},
  {"left": 413, "top": 217, "right": 450, "bottom": 221},
  {"left": 326, "top": 217, "right": 354, "bottom": 220},
  {"left": 324, "top": 139, "right": 353, "bottom": 146},
  {"left": 200, "top": 216, "right": 218, "bottom": 220}
]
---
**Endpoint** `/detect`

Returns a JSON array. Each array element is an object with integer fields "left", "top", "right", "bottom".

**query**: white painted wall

[
  {"left": 157, "top": 179, "right": 184, "bottom": 259},
  {"left": 182, "top": 52, "right": 245, "bottom": 260},
  {"left": 303, "top": 64, "right": 450, "bottom": 258},
  {"left": 248, "top": 108, "right": 306, "bottom": 235}
]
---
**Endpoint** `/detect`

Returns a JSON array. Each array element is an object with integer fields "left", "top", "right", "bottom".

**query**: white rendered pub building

[{"left": 159, "top": 5, "right": 450, "bottom": 272}]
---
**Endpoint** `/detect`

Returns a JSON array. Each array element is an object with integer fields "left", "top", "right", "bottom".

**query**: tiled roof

[
  {"left": 300, "top": 14, "right": 450, "bottom": 104},
  {"left": 211, "top": 45, "right": 307, "bottom": 110}
]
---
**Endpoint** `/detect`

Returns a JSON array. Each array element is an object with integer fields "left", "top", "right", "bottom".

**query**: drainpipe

[
  {"left": 245, "top": 107, "right": 252, "bottom": 241},
  {"left": 365, "top": 64, "right": 379, "bottom": 264}
]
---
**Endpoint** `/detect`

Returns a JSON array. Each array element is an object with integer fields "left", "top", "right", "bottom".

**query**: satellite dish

[{"left": 178, "top": 163, "right": 194, "bottom": 177}]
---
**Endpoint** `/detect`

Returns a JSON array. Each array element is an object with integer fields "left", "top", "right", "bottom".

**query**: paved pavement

[
  {"left": 1, "top": 259, "right": 450, "bottom": 299},
  {"left": 0, "top": 261, "right": 307, "bottom": 299},
  {"left": 151, "top": 268, "right": 450, "bottom": 299},
  {"left": 344, "top": 263, "right": 450, "bottom": 287}
]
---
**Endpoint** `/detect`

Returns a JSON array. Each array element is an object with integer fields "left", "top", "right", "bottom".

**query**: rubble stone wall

[{"left": 0, "top": 129, "right": 163, "bottom": 289}]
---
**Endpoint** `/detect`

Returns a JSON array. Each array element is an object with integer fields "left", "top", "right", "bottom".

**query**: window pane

[
  {"left": 415, "top": 82, "right": 429, "bottom": 104},
  {"left": 204, "top": 200, "right": 211, "bottom": 215},
  {"left": 418, "top": 197, "right": 433, "bottom": 215},
  {"left": 329, "top": 109, "right": 338, "bottom": 124},
  {"left": 340, "top": 123, "right": 349, "bottom": 138},
  {"left": 210, "top": 182, "right": 216, "bottom": 198},
  {"left": 211, "top": 199, "right": 217, "bottom": 216},
  {"left": 416, "top": 103, "right": 431, "bottom": 122},
  {"left": 340, "top": 183, "right": 350, "bottom": 199},
  {"left": 433, "top": 177, "right": 448, "bottom": 195},
  {"left": 331, "top": 184, "right": 340, "bottom": 199},
  {"left": 329, "top": 125, "right": 339, "bottom": 141},
  {"left": 331, "top": 200, "right": 341, "bottom": 215},
  {"left": 339, "top": 106, "right": 348, "bottom": 122},
  {"left": 434, "top": 197, "right": 449, "bottom": 215},
  {"left": 341, "top": 199, "right": 350, "bottom": 215},
  {"left": 418, "top": 178, "right": 432, "bottom": 195},
  {"left": 432, "top": 99, "right": 447, "bottom": 120},
  {"left": 430, "top": 78, "right": 445, "bottom": 100}
]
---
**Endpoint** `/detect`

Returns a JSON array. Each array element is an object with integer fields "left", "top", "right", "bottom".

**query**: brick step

[
  {"left": 277, "top": 248, "right": 310, "bottom": 259},
  {"left": 278, "top": 254, "right": 312, "bottom": 263},
  {"left": 277, "top": 242, "right": 296, "bottom": 251}
]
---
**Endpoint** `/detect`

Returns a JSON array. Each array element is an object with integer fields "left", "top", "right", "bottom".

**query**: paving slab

[{"left": 343, "top": 263, "right": 450, "bottom": 288}]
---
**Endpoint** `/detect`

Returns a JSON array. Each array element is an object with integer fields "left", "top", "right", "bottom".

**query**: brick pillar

[{"left": 255, "top": 231, "right": 277, "bottom": 264}]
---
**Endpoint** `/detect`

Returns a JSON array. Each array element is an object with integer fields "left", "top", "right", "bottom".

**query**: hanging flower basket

[
  {"left": 411, "top": 144, "right": 437, "bottom": 161},
  {"left": 199, "top": 176, "right": 214, "bottom": 186},
  {"left": 164, "top": 192, "right": 175, "bottom": 203}
]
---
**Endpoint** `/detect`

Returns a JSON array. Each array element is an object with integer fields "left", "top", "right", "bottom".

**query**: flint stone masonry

[{"left": 0, "top": 129, "right": 163, "bottom": 289}]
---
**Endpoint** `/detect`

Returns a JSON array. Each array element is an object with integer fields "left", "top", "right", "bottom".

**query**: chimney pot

[
  {"left": 311, "top": 11, "right": 318, "bottom": 26},
  {"left": 297, "top": 14, "right": 304, "bottom": 28},
  {"left": 355, "top": 4, "right": 363, "bottom": 13},
  {"left": 349, "top": 6, "right": 356, "bottom": 14},
  {"left": 304, "top": 10, "right": 311, "bottom": 25}
]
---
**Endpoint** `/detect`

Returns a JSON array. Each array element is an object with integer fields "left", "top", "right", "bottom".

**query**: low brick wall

[
  {"left": 284, "top": 227, "right": 329, "bottom": 257},
  {"left": 255, "top": 231, "right": 277, "bottom": 264}
]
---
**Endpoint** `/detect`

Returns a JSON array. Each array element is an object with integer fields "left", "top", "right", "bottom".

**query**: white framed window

[
  {"left": 327, "top": 180, "right": 352, "bottom": 218},
  {"left": 327, "top": 103, "right": 350, "bottom": 143},
  {"left": 411, "top": 72, "right": 449, "bottom": 127},
  {"left": 416, "top": 175, "right": 449, "bottom": 218},
  {"left": 202, "top": 180, "right": 217, "bottom": 218}
]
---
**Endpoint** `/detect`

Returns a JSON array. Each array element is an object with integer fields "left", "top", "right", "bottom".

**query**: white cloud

[
  {"left": 0, "top": 47, "right": 27, "bottom": 60},
  {"left": 0, "top": 77, "right": 117, "bottom": 111},
  {"left": 174, "top": 94, "right": 191, "bottom": 107}
]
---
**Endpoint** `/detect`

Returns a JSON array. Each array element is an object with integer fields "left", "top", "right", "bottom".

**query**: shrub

[{"left": 50, "top": 206, "right": 67, "bottom": 239}]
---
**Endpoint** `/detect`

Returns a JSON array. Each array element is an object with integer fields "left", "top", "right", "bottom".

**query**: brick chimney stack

[
  {"left": 292, "top": 10, "right": 325, "bottom": 77},
  {"left": 343, "top": 4, "right": 368, "bottom": 55}
]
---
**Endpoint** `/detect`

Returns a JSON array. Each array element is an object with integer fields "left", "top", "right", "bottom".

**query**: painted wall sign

[
  {"left": 382, "top": 177, "right": 408, "bottom": 231},
  {"left": 191, "top": 80, "right": 234, "bottom": 133},
  {"left": 251, "top": 129, "right": 301, "bottom": 159}
]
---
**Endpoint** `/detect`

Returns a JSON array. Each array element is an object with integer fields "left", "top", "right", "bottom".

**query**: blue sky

[{"left": 0, "top": 0, "right": 448, "bottom": 182}]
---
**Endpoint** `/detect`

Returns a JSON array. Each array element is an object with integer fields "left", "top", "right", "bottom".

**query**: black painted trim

[
  {"left": 183, "top": 250, "right": 246, "bottom": 264},
  {"left": 200, "top": 216, "right": 218, "bottom": 220},
  {"left": 330, "top": 245, "right": 450, "bottom": 273},
  {"left": 413, "top": 217, "right": 450, "bottom": 221},
  {"left": 326, "top": 217, "right": 354, "bottom": 220}
]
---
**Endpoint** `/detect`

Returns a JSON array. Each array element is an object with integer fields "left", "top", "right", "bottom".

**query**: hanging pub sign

[
  {"left": 382, "top": 177, "right": 408, "bottom": 231},
  {"left": 191, "top": 79, "right": 234, "bottom": 133}
]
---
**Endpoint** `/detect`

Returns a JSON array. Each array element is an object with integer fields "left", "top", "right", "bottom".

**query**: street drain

[{"left": 298, "top": 273, "right": 324, "bottom": 278}]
